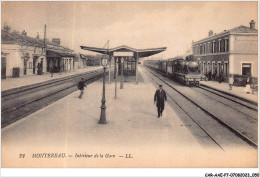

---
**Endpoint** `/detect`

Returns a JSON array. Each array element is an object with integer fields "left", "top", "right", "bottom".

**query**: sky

[{"left": 1, "top": 1, "right": 258, "bottom": 59}]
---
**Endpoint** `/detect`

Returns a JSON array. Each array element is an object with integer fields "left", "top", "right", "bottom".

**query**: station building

[
  {"left": 192, "top": 20, "right": 258, "bottom": 82},
  {"left": 1, "top": 27, "right": 75, "bottom": 78}
]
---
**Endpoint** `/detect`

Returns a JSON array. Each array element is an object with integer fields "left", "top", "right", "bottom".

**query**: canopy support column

[{"left": 136, "top": 53, "right": 139, "bottom": 85}]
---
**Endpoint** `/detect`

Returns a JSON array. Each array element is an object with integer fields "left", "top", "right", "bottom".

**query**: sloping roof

[
  {"left": 1, "top": 30, "right": 73, "bottom": 53},
  {"left": 79, "top": 53, "right": 94, "bottom": 59},
  {"left": 229, "top": 25, "right": 258, "bottom": 33},
  {"left": 193, "top": 25, "right": 258, "bottom": 44},
  {"left": 47, "top": 49, "right": 75, "bottom": 58},
  {"left": 80, "top": 45, "right": 167, "bottom": 58}
]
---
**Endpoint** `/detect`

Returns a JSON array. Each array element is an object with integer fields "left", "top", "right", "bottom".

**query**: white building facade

[{"left": 192, "top": 20, "right": 258, "bottom": 82}]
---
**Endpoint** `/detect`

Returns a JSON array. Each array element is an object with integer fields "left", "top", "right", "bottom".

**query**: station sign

[{"left": 113, "top": 52, "right": 134, "bottom": 57}]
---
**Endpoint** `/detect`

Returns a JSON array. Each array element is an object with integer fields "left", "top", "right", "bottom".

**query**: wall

[
  {"left": 2, "top": 44, "right": 21, "bottom": 77},
  {"left": 233, "top": 34, "right": 258, "bottom": 54},
  {"left": 2, "top": 44, "right": 47, "bottom": 78},
  {"left": 230, "top": 54, "right": 258, "bottom": 77}
]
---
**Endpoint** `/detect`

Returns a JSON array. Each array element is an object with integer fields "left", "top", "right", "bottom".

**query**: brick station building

[{"left": 192, "top": 20, "right": 258, "bottom": 82}]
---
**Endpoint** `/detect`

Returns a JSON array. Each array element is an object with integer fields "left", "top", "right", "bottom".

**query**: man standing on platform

[
  {"left": 154, "top": 85, "right": 167, "bottom": 118},
  {"left": 78, "top": 78, "right": 86, "bottom": 99}
]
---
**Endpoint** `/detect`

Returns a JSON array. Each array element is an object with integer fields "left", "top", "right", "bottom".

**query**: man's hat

[{"left": 159, "top": 85, "right": 162, "bottom": 87}]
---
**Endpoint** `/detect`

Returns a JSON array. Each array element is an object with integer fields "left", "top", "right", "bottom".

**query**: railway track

[
  {"left": 199, "top": 85, "right": 258, "bottom": 111},
  {"left": 1, "top": 69, "right": 108, "bottom": 128},
  {"left": 190, "top": 87, "right": 257, "bottom": 120},
  {"left": 144, "top": 66, "right": 258, "bottom": 150}
]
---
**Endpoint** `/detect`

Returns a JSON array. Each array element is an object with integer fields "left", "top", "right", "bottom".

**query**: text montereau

[{"left": 32, "top": 153, "right": 66, "bottom": 158}]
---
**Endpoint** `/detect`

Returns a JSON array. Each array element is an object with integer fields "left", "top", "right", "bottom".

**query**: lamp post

[
  {"left": 120, "top": 57, "right": 124, "bottom": 89},
  {"left": 98, "top": 54, "right": 109, "bottom": 124}
]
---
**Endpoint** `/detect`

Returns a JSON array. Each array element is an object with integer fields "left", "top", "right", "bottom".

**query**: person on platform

[
  {"left": 244, "top": 75, "right": 251, "bottom": 94},
  {"left": 78, "top": 78, "right": 86, "bottom": 99},
  {"left": 218, "top": 72, "right": 223, "bottom": 83},
  {"left": 208, "top": 71, "right": 212, "bottom": 81},
  {"left": 50, "top": 66, "right": 54, "bottom": 77},
  {"left": 229, "top": 74, "right": 234, "bottom": 90},
  {"left": 212, "top": 72, "right": 216, "bottom": 81},
  {"left": 154, "top": 85, "right": 167, "bottom": 118}
]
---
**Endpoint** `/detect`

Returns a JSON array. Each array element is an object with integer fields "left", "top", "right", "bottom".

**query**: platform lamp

[
  {"left": 120, "top": 57, "right": 124, "bottom": 89},
  {"left": 98, "top": 54, "right": 109, "bottom": 124}
]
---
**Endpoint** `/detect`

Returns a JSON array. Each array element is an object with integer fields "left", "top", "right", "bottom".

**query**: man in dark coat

[
  {"left": 154, "top": 85, "right": 167, "bottom": 118},
  {"left": 78, "top": 78, "right": 86, "bottom": 99}
]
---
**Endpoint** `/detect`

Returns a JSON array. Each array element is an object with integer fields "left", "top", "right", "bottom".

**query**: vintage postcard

[{"left": 1, "top": 1, "right": 258, "bottom": 176}]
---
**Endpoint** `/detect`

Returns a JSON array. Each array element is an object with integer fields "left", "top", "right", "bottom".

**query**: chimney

[
  {"left": 36, "top": 32, "right": 40, "bottom": 39},
  {"left": 52, "top": 38, "right": 60, "bottom": 45},
  {"left": 22, "top": 30, "right": 27, "bottom": 36},
  {"left": 250, "top": 20, "right": 255, "bottom": 29},
  {"left": 3, "top": 25, "right": 11, "bottom": 33},
  {"left": 208, "top": 30, "right": 213, "bottom": 37}
]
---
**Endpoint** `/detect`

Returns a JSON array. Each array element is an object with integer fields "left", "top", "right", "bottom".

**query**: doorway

[
  {"left": 242, "top": 63, "right": 252, "bottom": 76},
  {"left": 1, "top": 57, "right": 6, "bottom": 79},
  {"left": 33, "top": 56, "right": 37, "bottom": 74}
]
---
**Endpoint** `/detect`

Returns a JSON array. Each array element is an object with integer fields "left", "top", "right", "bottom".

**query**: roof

[
  {"left": 80, "top": 45, "right": 167, "bottom": 58},
  {"left": 1, "top": 30, "right": 73, "bottom": 53},
  {"left": 47, "top": 49, "right": 75, "bottom": 58},
  {"left": 193, "top": 25, "right": 258, "bottom": 44},
  {"left": 230, "top": 25, "right": 258, "bottom": 33}
]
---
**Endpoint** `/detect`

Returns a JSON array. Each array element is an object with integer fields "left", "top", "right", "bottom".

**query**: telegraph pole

[
  {"left": 44, "top": 25, "right": 47, "bottom": 73},
  {"left": 44, "top": 24, "right": 47, "bottom": 52}
]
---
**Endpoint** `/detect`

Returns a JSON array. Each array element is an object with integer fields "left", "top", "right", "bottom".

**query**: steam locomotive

[{"left": 144, "top": 55, "right": 201, "bottom": 86}]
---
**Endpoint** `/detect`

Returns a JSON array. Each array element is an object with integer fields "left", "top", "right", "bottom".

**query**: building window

[
  {"left": 29, "top": 62, "right": 32, "bottom": 69},
  {"left": 224, "top": 62, "right": 228, "bottom": 77},
  {"left": 223, "top": 40, "right": 226, "bottom": 52},
  {"left": 218, "top": 39, "right": 221, "bottom": 52},
  {"left": 208, "top": 42, "right": 210, "bottom": 53},
  {"left": 203, "top": 62, "right": 206, "bottom": 73},
  {"left": 242, "top": 63, "right": 252, "bottom": 76},
  {"left": 200, "top": 44, "right": 202, "bottom": 54},
  {"left": 225, "top": 38, "right": 229, "bottom": 52},
  {"left": 212, "top": 41, "right": 215, "bottom": 53},
  {"left": 203, "top": 43, "right": 206, "bottom": 54},
  {"left": 212, "top": 62, "right": 215, "bottom": 73}
]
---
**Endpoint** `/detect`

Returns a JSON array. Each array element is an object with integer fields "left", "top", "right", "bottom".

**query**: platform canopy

[{"left": 80, "top": 45, "right": 166, "bottom": 58}]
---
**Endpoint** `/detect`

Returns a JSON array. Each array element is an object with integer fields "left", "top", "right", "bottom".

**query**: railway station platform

[
  {"left": 2, "top": 66, "right": 257, "bottom": 168},
  {"left": 1, "top": 66, "right": 205, "bottom": 168},
  {"left": 1, "top": 66, "right": 102, "bottom": 91},
  {"left": 200, "top": 81, "right": 258, "bottom": 104}
]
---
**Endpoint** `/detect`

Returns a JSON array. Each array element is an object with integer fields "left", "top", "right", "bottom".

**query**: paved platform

[
  {"left": 1, "top": 66, "right": 102, "bottom": 91},
  {"left": 1, "top": 67, "right": 257, "bottom": 168},
  {"left": 200, "top": 81, "right": 258, "bottom": 104}
]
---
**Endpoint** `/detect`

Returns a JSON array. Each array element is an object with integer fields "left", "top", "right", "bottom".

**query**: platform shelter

[{"left": 80, "top": 45, "right": 166, "bottom": 83}]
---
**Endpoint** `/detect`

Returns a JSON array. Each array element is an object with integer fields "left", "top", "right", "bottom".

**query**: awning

[{"left": 80, "top": 45, "right": 166, "bottom": 58}]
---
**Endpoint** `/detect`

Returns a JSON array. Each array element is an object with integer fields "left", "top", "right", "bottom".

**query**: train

[{"left": 144, "top": 55, "right": 202, "bottom": 86}]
